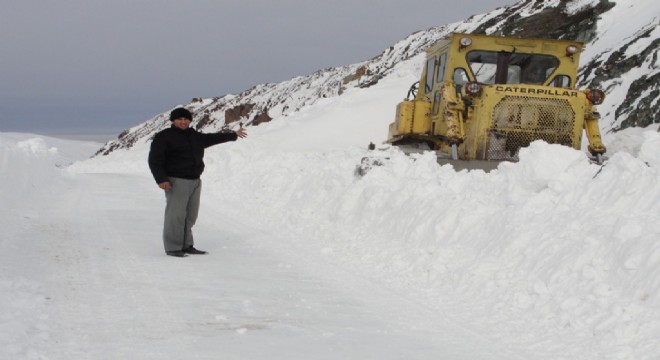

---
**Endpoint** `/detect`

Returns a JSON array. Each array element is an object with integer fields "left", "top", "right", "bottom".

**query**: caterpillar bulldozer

[{"left": 361, "top": 32, "right": 607, "bottom": 174}]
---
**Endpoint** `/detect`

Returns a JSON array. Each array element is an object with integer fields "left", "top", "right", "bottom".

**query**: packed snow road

[{"left": 7, "top": 169, "right": 522, "bottom": 359}]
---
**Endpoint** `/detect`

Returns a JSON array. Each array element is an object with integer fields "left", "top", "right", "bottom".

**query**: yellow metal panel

[
  {"left": 412, "top": 101, "right": 431, "bottom": 134},
  {"left": 395, "top": 100, "right": 415, "bottom": 134}
]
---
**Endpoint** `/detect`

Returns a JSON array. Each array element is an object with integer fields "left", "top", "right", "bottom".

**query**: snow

[
  {"left": 564, "top": 0, "right": 599, "bottom": 15},
  {"left": 569, "top": 0, "right": 660, "bottom": 131},
  {"left": 581, "top": 0, "right": 660, "bottom": 63},
  {"left": 518, "top": 0, "right": 562, "bottom": 17},
  {"left": 3, "top": 75, "right": 660, "bottom": 360}
]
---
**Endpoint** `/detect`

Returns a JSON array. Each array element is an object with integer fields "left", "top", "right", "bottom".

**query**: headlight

[
  {"left": 586, "top": 89, "right": 605, "bottom": 105},
  {"left": 459, "top": 37, "right": 472, "bottom": 48},
  {"left": 464, "top": 82, "right": 482, "bottom": 97},
  {"left": 566, "top": 45, "right": 580, "bottom": 56}
]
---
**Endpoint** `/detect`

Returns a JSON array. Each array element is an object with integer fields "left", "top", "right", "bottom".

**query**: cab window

[
  {"left": 466, "top": 51, "right": 560, "bottom": 85},
  {"left": 437, "top": 53, "right": 447, "bottom": 82},
  {"left": 549, "top": 75, "right": 571, "bottom": 87},
  {"left": 453, "top": 68, "right": 469, "bottom": 84},
  {"left": 425, "top": 57, "right": 436, "bottom": 93},
  {"left": 453, "top": 68, "right": 470, "bottom": 94}
]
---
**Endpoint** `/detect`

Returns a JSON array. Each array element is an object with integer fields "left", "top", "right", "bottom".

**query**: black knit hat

[{"left": 169, "top": 107, "right": 193, "bottom": 121}]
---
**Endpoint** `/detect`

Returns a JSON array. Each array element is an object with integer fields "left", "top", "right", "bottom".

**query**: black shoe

[
  {"left": 183, "top": 246, "right": 207, "bottom": 255},
  {"left": 166, "top": 250, "right": 188, "bottom": 257}
]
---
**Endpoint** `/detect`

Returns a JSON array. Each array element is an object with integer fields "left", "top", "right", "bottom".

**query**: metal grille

[{"left": 487, "top": 96, "right": 576, "bottom": 161}]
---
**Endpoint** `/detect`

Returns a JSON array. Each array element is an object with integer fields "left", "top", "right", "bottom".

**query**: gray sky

[{"left": 0, "top": 0, "right": 516, "bottom": 136}]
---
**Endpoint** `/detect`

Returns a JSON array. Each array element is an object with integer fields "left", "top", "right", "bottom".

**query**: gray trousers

[{"left": 163, "top": 177, "right": 201, "bottom": 252}]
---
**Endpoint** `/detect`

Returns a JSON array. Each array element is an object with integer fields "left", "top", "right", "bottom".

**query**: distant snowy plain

[{"left": 2, "top": 70, "right": 659, "bottom": 359}]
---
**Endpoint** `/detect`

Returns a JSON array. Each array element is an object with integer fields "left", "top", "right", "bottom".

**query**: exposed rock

[
  {"left": 582, "top": 27, "right": 660, "bottom": 130},
  {"left": 225, "top": 104, "right": 255, "bottom": 124},
  {"left": 252, "top": 110, "right": 272, "bottom": 126},
  {"left": 195, "top": 113, "right": 213, "bottom": 130},
  {"left": 342, "top": 65, "right": 369, "bottom": 85},
  {"left": 615, "top": 72, "right": 660, "bottom": 129},
  {"left": 475, "top": 0, "right": 614, "bottom": 42}
]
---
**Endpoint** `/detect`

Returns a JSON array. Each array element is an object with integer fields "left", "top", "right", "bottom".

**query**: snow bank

[
  {"left": 204, "top": 129, "right": 660, "bottom": 359},
  {"left": 0, "top": 133, "right": 100, "bottom": 359},
  {"left": 0, "top": 133, "right": 100, "bottom": 219}
]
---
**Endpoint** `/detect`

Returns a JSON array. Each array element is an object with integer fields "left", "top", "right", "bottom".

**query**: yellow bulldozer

[{"left": 376, "top": 32, "right": 607, "bottom": 172}]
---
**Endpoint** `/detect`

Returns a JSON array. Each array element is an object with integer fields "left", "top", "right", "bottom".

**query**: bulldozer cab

[{"left": 387, "top": 33, "right": 606, "bottom": 166}]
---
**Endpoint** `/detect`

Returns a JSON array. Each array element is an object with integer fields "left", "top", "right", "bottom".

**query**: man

[{"left": 148, "top": 107, "right": 247, "bottom": 257}]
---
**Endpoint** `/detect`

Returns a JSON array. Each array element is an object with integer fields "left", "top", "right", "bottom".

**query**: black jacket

[{"left": 148, "top": 125, "right": 238, "bottom": 184}]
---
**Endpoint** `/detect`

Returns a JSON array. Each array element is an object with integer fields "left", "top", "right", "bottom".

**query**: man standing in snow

[{"left": 148, "top": 107, "right": 247, "bottom": 257}]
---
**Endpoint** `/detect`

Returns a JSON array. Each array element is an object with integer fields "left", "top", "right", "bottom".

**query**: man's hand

[
  {"left": 158, "top": 181, "right": 172, "bottom": 191},
  {"left": 236, "top": 127, "right": 248, "bottom": 138}
]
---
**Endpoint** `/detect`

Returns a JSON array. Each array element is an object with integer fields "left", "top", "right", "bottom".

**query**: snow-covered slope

[{"left": 96, "top": 0, "right": 659, "bottom": 156}]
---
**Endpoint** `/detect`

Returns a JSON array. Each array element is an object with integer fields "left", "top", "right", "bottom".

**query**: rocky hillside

[{"left": 96, "top": 0, "right": 659, "bottom": 156}]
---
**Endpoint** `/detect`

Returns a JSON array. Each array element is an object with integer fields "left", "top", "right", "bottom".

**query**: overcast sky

[{"left": 0, "top": 0, "right": 516, "bottom": 136}]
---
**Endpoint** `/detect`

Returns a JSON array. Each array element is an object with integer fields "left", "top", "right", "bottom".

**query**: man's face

[{"left": 172, "top": 118, "right": 191, "bottom": 130}]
